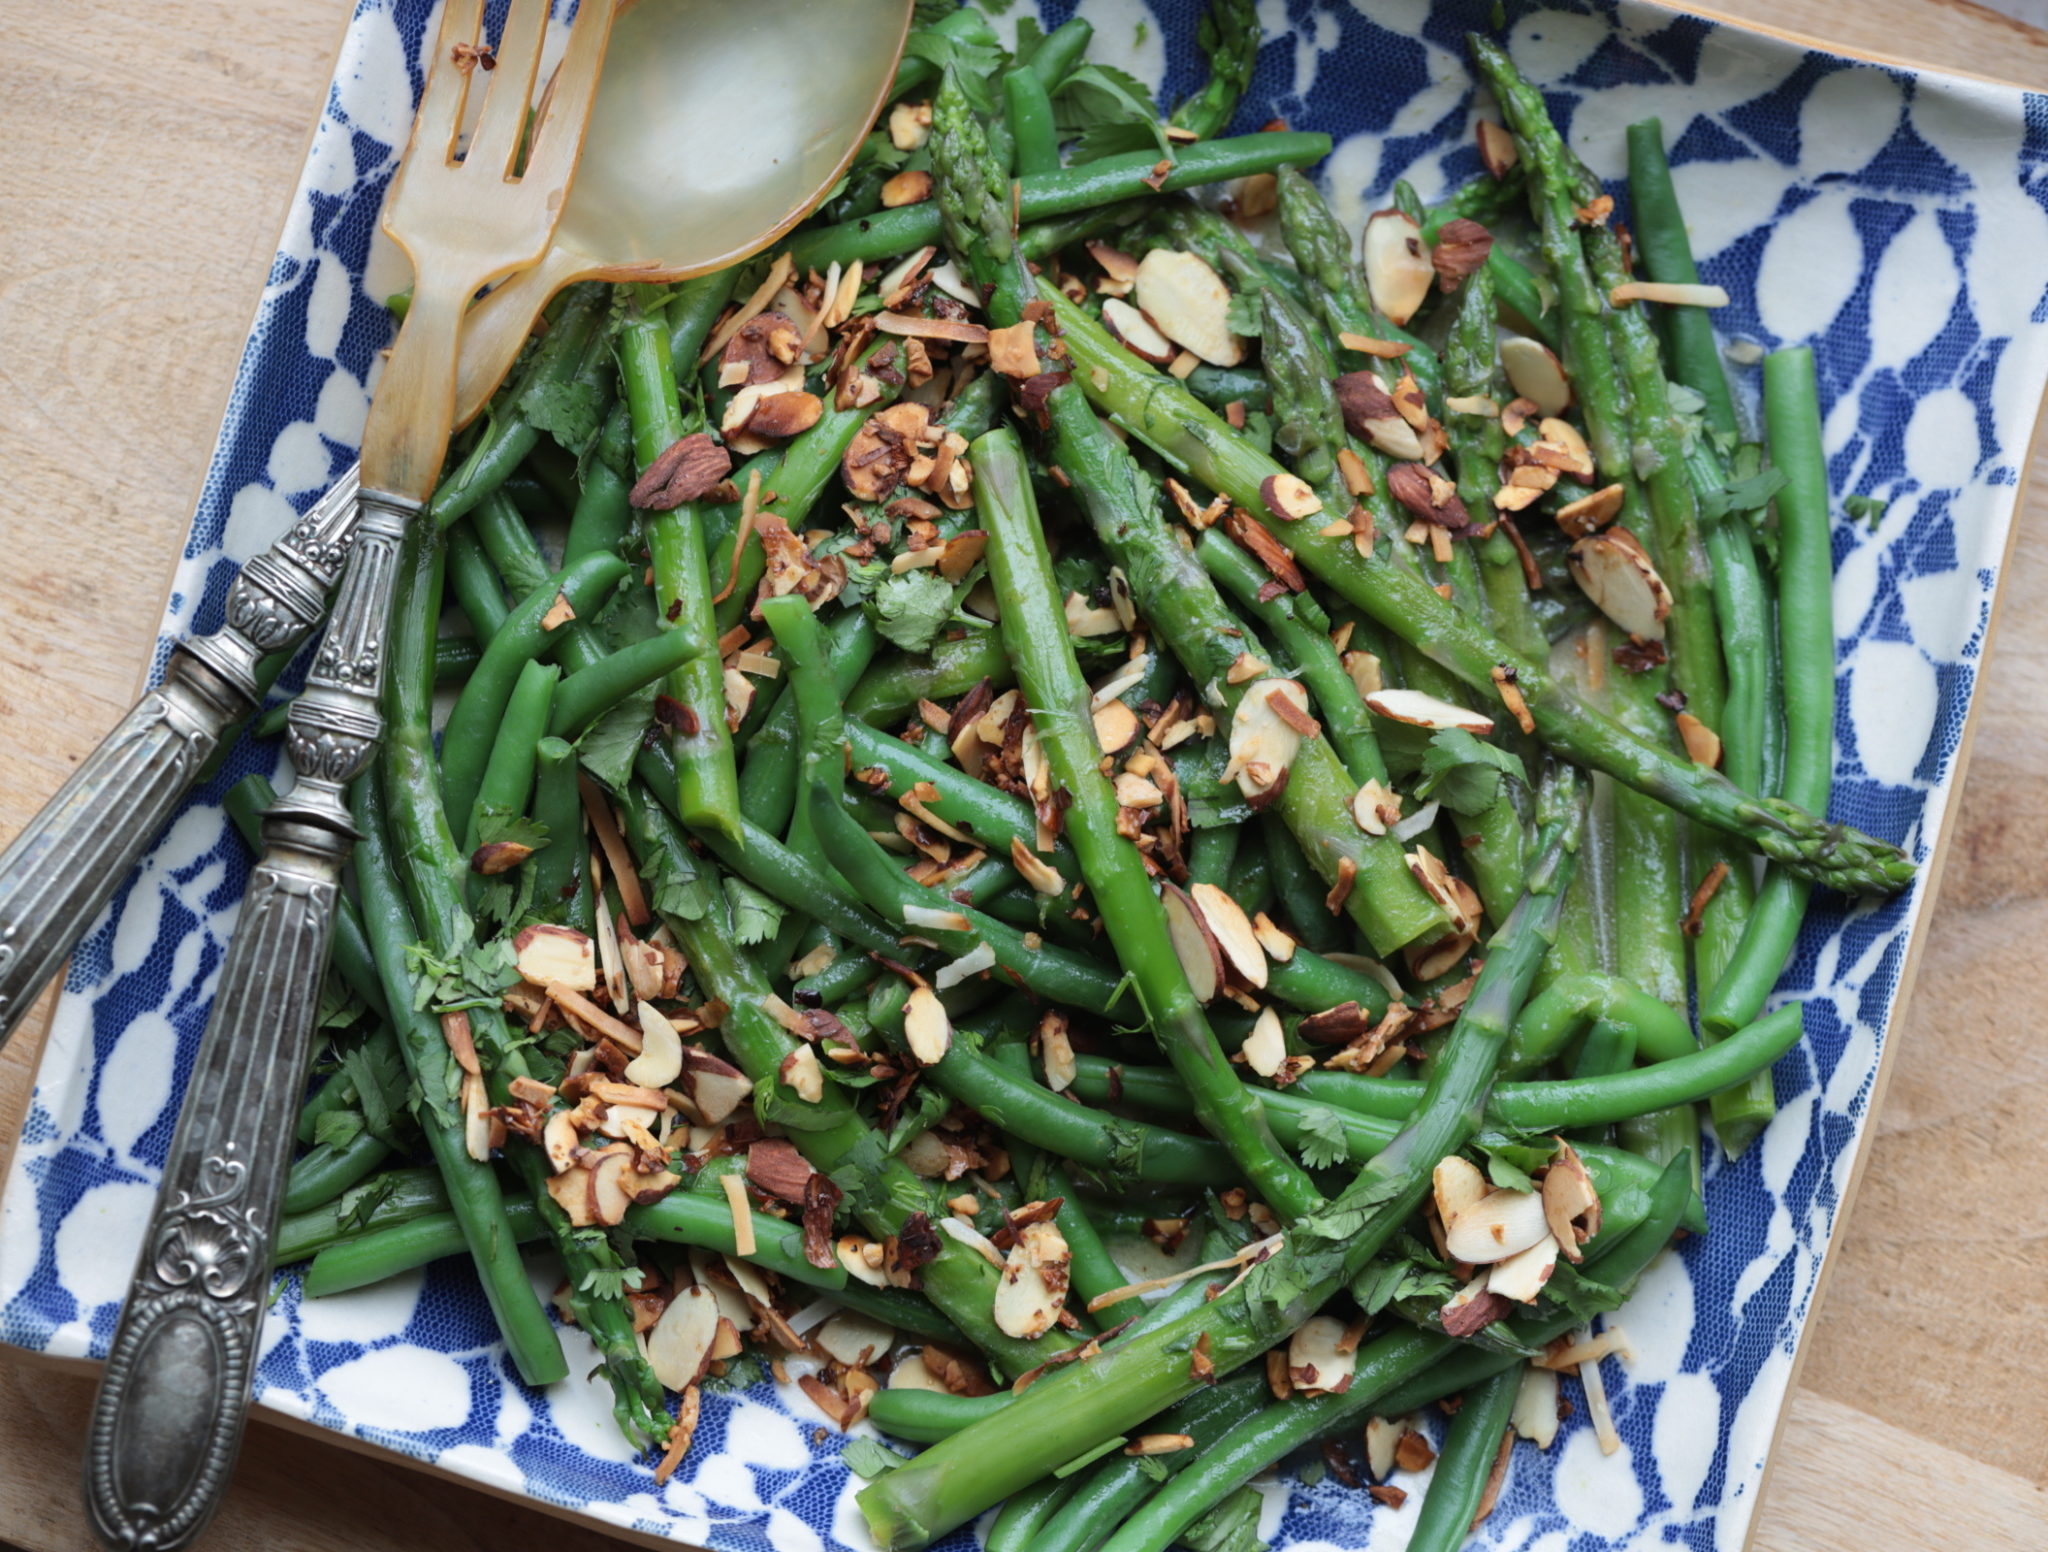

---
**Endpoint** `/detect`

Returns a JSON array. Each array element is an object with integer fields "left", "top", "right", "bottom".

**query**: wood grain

[{"left": 3, "top": 1, "right": 2046, "bottom": 1548}]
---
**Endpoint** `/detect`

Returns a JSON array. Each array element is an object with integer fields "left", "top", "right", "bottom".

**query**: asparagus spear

[
  {"left": 1168, "top": 0, "right": 1260, "bottom": 140},
  {"left": 1042, "top": 282, "right": 1913, "bottom": 894}
]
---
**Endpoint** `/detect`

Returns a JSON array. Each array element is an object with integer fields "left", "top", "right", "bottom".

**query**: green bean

[
  {"left": 461, "top": 657, "right": 556, "bottom": 858},
  {"left": 1260, "top": 816, "right": 1343, "bottom": 955},
  {"left": 843, "top": 718, "right": 1080, "bottom": 878},
  {"left": 438, "top": 550, "right": 626, "bottom": 838},
  {"left": 470, "top": 490, "right": 550, "bottom": 597},
  {"left": 444, "top": 524, "right": 509, "bottom": 640},
  {"left": 546, "top": 629, "right": 694, "bottom": 739},
  {"left": 281, "top": 1129, "right": 390, "bottom": 1216},
  {"left": 1002, "top": 68, "right": 1061, "bottom": 177},
  {"left": 868, "top": 1388, "right": 1014, "bottom": 1445},
  {"left": 1169, "top": 0, "right": 1258, "bottom": 139},
  {"left": 276, "top": 1166, "right": 448, "bottom": 1265},
  {"left": 740, "top": 609, "right": 880, "bottom": 838},
  {"left": 1506, "top": 970, "right": 1695, "bottom": 1072},
  {"left": 1625, "top": 119, "right": 1741, "bottom": 441},
  {"left": 1026, "top": 16, "right": 1095, "bottom": 90},
  {"left": 846, "top": 632, "right": 1013, "bottom": 725}
]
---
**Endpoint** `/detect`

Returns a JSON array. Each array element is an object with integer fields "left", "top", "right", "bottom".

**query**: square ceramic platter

[{"left": 4, "top": 1, "right": 2045, "bottom": 1548}]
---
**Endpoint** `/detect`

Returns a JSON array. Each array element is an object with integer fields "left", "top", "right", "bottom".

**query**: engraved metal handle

[
  {"left": 83, "top": 490, "right": 411, "bottom": 1552},
  {"left": 0, "top": 470, "right": 359, "bottom": 1051}
]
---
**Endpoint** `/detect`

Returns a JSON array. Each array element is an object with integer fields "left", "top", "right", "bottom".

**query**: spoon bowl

[{"left": 453, "top": 0, "right": 913, "bottom": 421}]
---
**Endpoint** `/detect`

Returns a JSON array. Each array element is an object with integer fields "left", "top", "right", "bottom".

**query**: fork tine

[
  {"left": 516, "top": 0, "right": 614, "bottom": 184},
  {"left": 411, "top": 0, "right": 486, "bottom": 166},
  {"left": 466, "top": 0, "right": 554, "bottom": 180}
]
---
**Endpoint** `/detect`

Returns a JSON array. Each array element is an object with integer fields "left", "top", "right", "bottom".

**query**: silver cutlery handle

[
  {"left": 0, "top": 469, "right": 360, "bottom": 1050},
  {"left": 83, "top": 489, "right": 408, "bottom": 1552}
]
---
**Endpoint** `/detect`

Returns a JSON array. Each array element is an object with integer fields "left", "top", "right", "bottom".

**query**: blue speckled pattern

[{"left": 3, "top": 3, "right": 2044, "bottom": 1547}]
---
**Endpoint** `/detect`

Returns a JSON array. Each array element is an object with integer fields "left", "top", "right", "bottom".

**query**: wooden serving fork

[{"left": 81, "top": 4, "right": 614, "bottom": 1547}]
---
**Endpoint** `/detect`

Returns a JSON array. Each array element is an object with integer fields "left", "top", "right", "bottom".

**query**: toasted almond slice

[
  {"left": 1288, "top": 1314, "right": 1359, "bottom": 1397},
  {"left": 587, "top": 1150, "right": 637, "bottom": 1226},
  {"left": 1114, "top": 771, "right": 1165, "bottom": 809},
  {"left": 987, "top": 320, "right": 1042, "bottom": 380},
  {"left": 1343, "top": 650, "right": 1384, "bottom": 699},
  {"left": 1009, "top": 835, "right": 1066, "bottom": 896},
  {"left": 1337, "top": 331, "right": 1411, "bottom": 359},
  {"left": 1536, "top": 416, "right": 1594, "bottom": 474},
  {"left": 1134, "top": 249, "right": 1246, "bottom": 367},
  {"left": 1361, "top": 209, "right": 1433, "bottom": 327},
  {"left": 1432, "top": 1154, "right": 1491, "bottom": 1226},
  {"left": 881, "top": 168, "right": 933, "bottom": 207},
  {"left": 1541, "top": 1139, "right": 1603, "bottom": 1262},
  {"left": 1225, "top": 678, "right": 1313, "bottom": 800},
  {"left": 623, "top": 1000, "right": 685, "bottom": 1089},
  {"left": 1610, "top": 280, "right": 1729, "bottom": 308},
  {"left": 513, "top": 924, "right": 596, "bottom": 992},
  {"left": 780, "top": 1044, "right": 825, "bottom": 1103},
  {"left": 1511, "top": 1365, "right": 1562, "bottom": 1448},
  {"left": 1366, "top": 1415, "right": 1410, "bottom": 1480},
  {"left": 1364, "top": 688, "right": 1495, "bottom": 735},
  {"left": 1065, "top": 591, "right": 1125, "bottom": 637},
  {"left": 1249, "top": 912, "right": 1297, "bottom": 963},
  {"left": 992, "top": 1220, "right": 1071, "bottom": 1340},
  {"left": 1569, "top": 527, "right": 1673, "bottom": 640},
  {"left": 542, "top": 1110, "right": 581, "bottom": 1174},
  {"left": 1556, "top": 482, "right": 1625, "bottom": 536},
  {"left": 903, "top": 985, "right": 953, "bottom": 1064},
  {"left": 1677, "top": 711, "right": 1723, "bottom": 769},
  {"left": 1260, "top": 472, "right": 1323, "bottom": 522},
  {"left": 1101, "top": 296, "right": 1177, "bottom": 366},
  {"left": 1487, "top": 1233, "right": 1560, "bottom": 1302},
  {"left": 1093, "top": 697, "right": 1141, "bottom": 755},
  {"left": 1162, "top": 883, "right": 1224, "bottom": 1003},
  {"left": 888, "top": 1353, "right": 948, "bottom": 1392},
  {"left": 1190, "top": 881, "right": 1268, "bottom": 990},
  {"left": 1126, "top": 1433, "right": 1197, "bottom": 1457},
  {"left": 1040, "top": 1010, "right": 1077, "bottom": 1093},
  {"left": 1241, "top": 1005, "right": 1287, "bottom": 1078},
  {"left": 461, "top": 1070, "right": 493, "bottom": 1163},
  {"left": 675, "top": 1045, "right": 754, "bottom": 1126},
  {"left": 814, "top": 1310, "right": 895, "bottom": 1368},
  {"left": 1501, "top": 336, "right": 1572, "bottom": 415},
  {"left": 1446, "top": 1187, "right": 1552, "bottom": 1264},
  {"left": 1351, "top": 778, "right": 1401, "bottom": 836},
  {"left": 837, "top": 1235, "right": 892, "bottom": 1288},
  {"left": 1477, "top": 119, "right": 1520, "bottom": 179},
  {"left": 648, "top": 1285, "right": 720, "bottom": 1391},
  {"left": 888, "top": 99, "right": 932, "bottom": 152}
]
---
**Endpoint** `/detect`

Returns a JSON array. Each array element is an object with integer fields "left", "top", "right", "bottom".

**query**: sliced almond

[
  {"left": 780, "top": 1044, "right": 825, "bottom": 1104},
  {"left": 1190, "top": 881, "right": 1268, "bottom": 990},
  {"left": 1570, "top": 527, "right": 1673, "bottom": 641},
  {"left": 1101, "top": 296, "right": 1177, "bottom": 366},
  {"left": 1133, "top": 249, "right": 1246, "bottom": 367},
  {"left": 1093, "top": 697, "right": 1141, "bottom": 756},
  {"left": 1364, "top": 688, "right": 1495, "bottom": 735},
  {"left": 889, "top": 1353, "right": 948, "bottom": 1391},
  {"left": 1249, "top": 913, "right": 1296, "bottom": 963},
  {"left": 1432, "top": 1154, "right": 1491, "bottom": 1227},
  {"left": 513, "top": 924, "right": 596, "bottom": 992},
  {"left": 1487, "top": 1233, "right": 1560, "bottom": 1303},
  {"left": 1114, "top": 771, "right": 1165, "bottom": 809},
  {"left": 647, "top": 1284, "right": 720, "bottom": 1391},
  {"left": 1351, "top": 779, "right": 1402, "bottom": 836},
  {"left": 881, "top": 168, "right": 933, "bottom": 208},
  {"left": 1501, "top": 337, "right": 1572, "bottom": 416},
  {"left": 461, "top": 1071, "right": 493, "bottom": 1163},
  {"left": 1009, "top": 835, "right": 1066, "bottom": 896},
  {"left": 1556, "top": 482, "right": 1625, "bottom": 536},
  {"left": 1040, "top": 1010, "right": 1077, "bottom": 1093},
  {"left": 1224, "top": 678, "right": 1312, "bottom": 801},
  {"left": 1361, "top": 208, "right": 1433, "bottom": 327},
  {"left": 1162, "top": 883, "right": 1224, "bottom": 1003},
  {"left": 675, "top": 1046, "right": 753, "bottom": 1126},
  {"left": 624, "top": 1000, "right": 685, "bottom": 1089},
  {"left": 1335, "top": 371, "right": 1428, "bottom": 461},
  {"left": 888, "top": 99, "right": 932, "bottom": 151},
  {"left": 814, "top": 1310, "right": 895, "bottom": 1368},
  {"left": 837, "top": 1235, "right": 891, "bottom": 1288},
  {"left": 1260, "top": 472, "right": 1323, "bottom": 522},
  {"left": 1511, "top": 1365, "right": 1561, "bottom": 1448},
  {"left": 1446, "top": 1187, "right": 1552, "bottom": 1265},
  {"left": 1610, "top": 280, "right": 1729, "bottom": 309},
  {"left": 1677, "top": 711, "right": 1723, "bottom": 769},
  {"left": 1366, "top": 1415, "right": 1410, "bottom": 1480},
  {"left": 1477, "top": 119, "right": 1520, "bottom": 179},
  {"left": 992, "top": 1219, "right": 1071, "bottom": 1340},
  {"left": 1343, "top": 650, "right": 1383, "bottom": 699},
  {"left": 1241, "top": 1006, "right": 1287, "bottom": 1078},
  {"left": 542, "top": 1110, "right": 581, "bottom": 1174},
  {"left": 1541, "top": 1139, "right": 1603, "bottom": 1262},
  {"left": 1440, "top": 1273, "right": 1509, "bottom": 1337},
  {"left": 903, "top": 985, "right": 952, "bottom": 1064},
  {"left": 588, "top": 1150, "right": 637, "bottom": 1227},
  {"left": 1408, "top": 847, "right": 1479, "bottom": 937},
  {"left": 1288, "top": 1314, "right": 1359, "bottom": 1397}
]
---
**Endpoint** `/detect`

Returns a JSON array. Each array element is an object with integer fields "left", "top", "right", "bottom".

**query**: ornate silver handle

[
  {"left": 0, "top": 469, "right": 360, "bottom": 1050},
  {"left": 82, "top": 490, "right": 411, "bottom": 1552}
]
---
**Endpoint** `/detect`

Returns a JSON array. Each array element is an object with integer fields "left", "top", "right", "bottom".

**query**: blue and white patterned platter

[{"left": 4, "top": 2, "right": 2044, "bottom": 1547}]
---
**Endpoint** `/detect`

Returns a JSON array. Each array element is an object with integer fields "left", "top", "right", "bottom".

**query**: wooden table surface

[{"left": 3, "top": 2, "right": 2046, "bottom": 1548}]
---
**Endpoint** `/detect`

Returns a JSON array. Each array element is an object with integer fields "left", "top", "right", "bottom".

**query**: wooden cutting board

[{"left": 1, "top": 2, "right": 2043, "bottom": 1548}]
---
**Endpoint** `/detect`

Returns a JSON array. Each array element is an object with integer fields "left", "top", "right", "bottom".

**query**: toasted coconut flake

[
  {"left": 1361, "top": 208, "right": 1433, "bottom": 327},
  {"left": 1190, "top": 882, "right": 1268, "bottom": 990},
  {"left": 1134, "top": 249, "right": 1246, "bottom": 366},
  {"left": 1501, "top": 336, "right": 1572, "bottom": 416},
  {"left": 624, "top": 1000, "right": 685, "bottom": 1089},
  {"left": 903, "top": 985, "right": 953, "bottom": 1064},
  {"left": 719, "top": 1172, "right": 756, "bottom": 1255},
  {"left": 1337, "top": 331, "right": 1411, "bottom": 360},
  {"left": 514, "top": 924, "right": 596, "bottom": 991},
  {"left": 1365, "top": 688, "right": 1495, "bottom": 735},
  {"left": 1009, "top": 835, "right": 1067, "bottom": 896},
  {"left": 1241, "top": 1006, "right": 1287, "bottom": 1078},
  {"left": 1556, "top": 482, "right": 1625, "bottom": 536},
  {"left": 877, "top": 311, "right": 987, "bottom": 346},
  {"left": 1162, "top": 883, "right": 1225, "bottom": 1003},
  {"left": 1570, "top": 527, "right": 1673, "bottom": 641},
  {"left": 1611, "top": 280, "right": 1729, "bottom": 309},
  {"left": 1101, "top": 297, "right": 1177, "bottom": 366},
  {"left": 987, "top": 320, "right": 1043, "bottom": 380},
  {"left": 1446, "top": 1187, "right": 1552, "bottom": 1265}
]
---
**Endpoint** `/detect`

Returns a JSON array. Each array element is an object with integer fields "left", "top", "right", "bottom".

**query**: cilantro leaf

[
  {"left": 337, "top": 1038, "right": 408, "bottom": 1146},
  {"left": 1295, "top": 1105, "right": 1352, "bottom": 1170},
  {"left": 1176, "top": 737, "right": 1256, "bottom": 830},
  {"left": 1133, "top": 1454, "right": 1170, "bottom": 1483},
  {"left": 1473, "top": 1131, "right": 1559, "bottom": 1193},
  {"left": 1182, "top": 1485, "right": 1268, "bottom": 1552},
  {"left": 1415, "top": 727, "right": 1526, "bottom": 816},
  {"left": 1223, "top": 288, "right": 1264, "bottom": 339},
  {"left": 870, "top": 569, "right": 958, "bottom": 654},
  {"left": 1844, "top": 493, "right": 1889, "bottom": 532},
  {"left": 575, "top": 685, "right": 656, "bottom": 792},
  {"left": 576, "top": 1261, "right": 647, "bottom": 1301},
  {"left": 1052, "top": 63, "right": 1169, "bottom": 156},
  {"left": 312, "top": 1108, "right": 364, "bottom": 1150},
  {"left": 336, "top": 1172, "right": 400, "bottom": 1233},
  {"left": 723, "top": 876, "right": 785, "bottom": 946},
  {"left": 637, "top": 823, "right": 715, "bottom": 922},
  {"left": 477, "top": 811, "right": 550, "bottom": 851},
  {"left": 1696, "top": 465, "right": 1788, "bottom": 524},
  {"left": 841, "top": 1438, "right": 905, "bottom": 1480}
]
